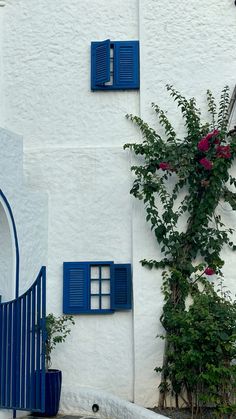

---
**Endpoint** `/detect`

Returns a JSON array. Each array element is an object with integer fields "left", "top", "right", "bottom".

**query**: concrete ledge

[{"left": 60, "top": 388, "right": 169, "bottom": 419}]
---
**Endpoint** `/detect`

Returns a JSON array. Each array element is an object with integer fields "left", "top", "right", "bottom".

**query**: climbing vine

[{"left": 124, "top": 86, "right": 236, "bottom": 417}]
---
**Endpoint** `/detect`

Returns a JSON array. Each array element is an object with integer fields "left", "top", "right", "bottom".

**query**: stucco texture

[
  {"left": 0, "top": 0, "right": 236, "bottom": 411},
  {"left": 0, "top": 128, "right": 48, "bottom": 298}
]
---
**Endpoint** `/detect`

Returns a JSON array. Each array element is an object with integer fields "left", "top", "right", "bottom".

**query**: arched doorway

[
  {"left": 0, "top": 202, "right": 14, "bottom": 301},
  {"left": 0, "top": 190, "right": 19, "bottom": 301},
  {"left": 0, "top": 191, "right": 46, "bottom": 414}
]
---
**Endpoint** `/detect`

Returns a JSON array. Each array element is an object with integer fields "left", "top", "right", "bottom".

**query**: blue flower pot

[
  {"left": 34, "top": 369, "right": 62, "bottom": 417},
  {"left": 44, "top": 369, "right": 62, "bottom": 417}
]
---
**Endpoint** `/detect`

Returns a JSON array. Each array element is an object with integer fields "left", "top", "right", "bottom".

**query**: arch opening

[{"left": 0, "top": 201, "right": 14, "bottom": 302}]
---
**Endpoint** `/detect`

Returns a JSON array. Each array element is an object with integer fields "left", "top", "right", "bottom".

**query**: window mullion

[{"left": 99, "top": 265, "right": 102, "bottom": 310}]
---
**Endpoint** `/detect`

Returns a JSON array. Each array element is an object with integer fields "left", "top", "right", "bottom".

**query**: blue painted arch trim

[{"left": 0, "top": 190, "right": 20, "bottom": 299}]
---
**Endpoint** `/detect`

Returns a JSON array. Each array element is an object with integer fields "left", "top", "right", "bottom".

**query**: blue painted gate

[{"left": 0, "top": 267, "right": 46, "bottom": 413}]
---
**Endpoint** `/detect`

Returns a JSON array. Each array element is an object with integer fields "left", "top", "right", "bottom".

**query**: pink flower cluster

[
  {"left": 216, "top": 145, "right": 231, "bottom": 159},
  {"left": 204, "top": 267, "right": 215, "bottom": 276},
  {"left": 198, "top": 137, "right": 210, "bottom": 152},
  {"left": 159, "top": 162, "right": 173, "bottom": 171},
  {"left": 197, "top": 129, "right": 219, "bottom": 152},
  {"left": 197, "top": 129, "right": 232, "bottom": 170},
  {"left": 199, "top": 157, "right": 213, "bottom": 170}
]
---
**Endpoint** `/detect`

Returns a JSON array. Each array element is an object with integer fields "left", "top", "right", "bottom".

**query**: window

[
  {"left": 63, "top": 261, "right": 132, "bottom": 314},
  {"left": 91, "top": 40, "right": 139, "bottom": 90}
]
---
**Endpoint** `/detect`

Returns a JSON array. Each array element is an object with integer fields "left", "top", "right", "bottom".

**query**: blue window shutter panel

[
  {"left": 91, "top": 39, "right": 110, "bottom": 89},
  {"left": 114, "top": 41, "right": 139, "bottom": 89},
  {"left": 63, "top": 262, "right": 89, "bottom": 314},
  {"left": 111, "top": 264, "right": 132, "bottom": 310}
]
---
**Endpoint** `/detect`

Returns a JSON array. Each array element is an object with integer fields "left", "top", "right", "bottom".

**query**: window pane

[
  {"left": 91, "top": 280, "right": 99, "bottom": 294},
  {"left": 101, "top": 296, "right": 110, "bottom": 309},
  {"left": 101, "top": 280, "right": 110, "bottom": 294},
  {"left": 101, "top": 266, "right": 110, "bottom": 279},
  {"left": 91, "top": 266, "right": 99, "bottom": 279},
  {"left": 91, "top": 296, "right": 100, "bottom": 309}
]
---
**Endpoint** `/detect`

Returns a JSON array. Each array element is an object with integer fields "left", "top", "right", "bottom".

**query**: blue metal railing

[{"left": 0, "top": 267, "right": 46, "bottom": 412}]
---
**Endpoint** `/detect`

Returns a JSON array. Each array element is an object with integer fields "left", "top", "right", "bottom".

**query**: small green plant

[
  {"left": 125, "top": 85, "right": 236, "bottom": 417},
  {"left": 45, "top": 313, "right": 75, "bottom": 371}
]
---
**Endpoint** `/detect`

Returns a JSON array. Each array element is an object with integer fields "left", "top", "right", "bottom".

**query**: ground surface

[
  {"left": 30, "top": 415, "right": 108, "bottom": 419},
  {"left": 31, "top": 408, "right": 221, "bottom": 418},
  {"left": 30, "top": 409, "right": 219, "bottom": 419},
  {"left": 30, "top": 416, "right": 103, "bottom": 419},
  {"left": 150, "top": 407, "right": 224, "bottom": 418}
]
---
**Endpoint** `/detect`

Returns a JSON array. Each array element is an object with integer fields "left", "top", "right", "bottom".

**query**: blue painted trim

[
  {"left": 0, "top": 267, "right": 46, "bottom": 413},
  {"left": 111, "top": 263, "right": 132, "bottom": 310},
  {"left": 63, "top": 261, "right": 132, "bottom": 314},
  {"left": 41, "top": 266, "right": 46, "bottom": 413},
  {"left": 63, "top": 261, "right": 114, "bottom": 314},
  {"left": 91, "top": 40, "right": 140, "bottom": 91},
  {"left": 0, "top": 190, "right": 20, "bottom": 299},
  {"left": 91, "top": 39, "right": 110, "bottom": 89}
]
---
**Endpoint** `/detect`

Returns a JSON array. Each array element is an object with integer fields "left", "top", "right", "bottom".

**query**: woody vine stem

[{"left": 125, "top": 86, "right": 236, "bottom": 417}]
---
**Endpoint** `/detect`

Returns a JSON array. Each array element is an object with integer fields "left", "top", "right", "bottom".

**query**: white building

[{"left": 0, "top": 0, "right": 236, "bottom": 415}]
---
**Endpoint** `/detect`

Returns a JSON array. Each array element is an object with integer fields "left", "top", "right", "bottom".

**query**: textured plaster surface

[
  {"left": 3, "top": 0, "right": 139, "bottom": 149},
  {"left": 0, "top": 8, "right": 5, "bottom": 127},
  {"left": 1, "top": 0, "right": 236, "bottom": 412},
  {"left": 60, "top": 387, "right": 169, "bottom": 419},
  {"left": 132, "top": 0, "right": 236, "bottom": 406},
  {"left": 0, "top": 128, "right": 48, "bottom": 297},
  {"left": 24, "top": 147, "right": 134, "bottom": 401},
  {"left": 139, "top": 0, "right": 236, "bottom": 125}
]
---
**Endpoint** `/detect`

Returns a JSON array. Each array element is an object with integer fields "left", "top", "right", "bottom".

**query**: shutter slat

[{"left": 111, "top": 264, "right": 132, "bottom": 310}]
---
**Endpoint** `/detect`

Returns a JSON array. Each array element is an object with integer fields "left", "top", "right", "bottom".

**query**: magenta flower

[
  {"left": 204, "top": 267, "right": 215, "bottom": 276},
  {"left": 216, "top": 145, "right": 231, "bottom": 159},
  {"left": 205, "top": 129, "right": 220, "bottom": 141},
  {"left": 198, "top": 137, "right": 210, "bottom": 152},
  {"left": 199, "top": 157, "right": 213, "bottom": 170},
  {"left": 159, "top": 162, "right": 173, "bottom": 171}
]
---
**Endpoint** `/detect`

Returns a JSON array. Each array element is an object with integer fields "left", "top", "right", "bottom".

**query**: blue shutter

[
  {"left": 91, "top": 39, "right": 110, "bottom": 89},
  {"left": 114, "top": 41, "right": 139, "bottom": 89},
  {"left": 111, "top": 264, "right": 132, "bottom": 310},
  {"left": 63, "top": 262, "right": 89, "bottom": 314}
]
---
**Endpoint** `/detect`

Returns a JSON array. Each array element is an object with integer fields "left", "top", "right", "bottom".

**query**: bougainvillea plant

[{"left": 124, "top": 86, "right": 236, "bottom": 417}]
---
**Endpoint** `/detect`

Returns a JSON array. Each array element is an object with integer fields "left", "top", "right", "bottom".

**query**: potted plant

[{"left": 40, "top": 313, "right": 75, "bottom": 417}]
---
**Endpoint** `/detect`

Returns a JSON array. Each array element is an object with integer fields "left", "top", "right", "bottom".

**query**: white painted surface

[
  {"left": 24, "top": 147, "right": 134, "bottom": 401},
  {"left": 60, "top": 387, "right": 169, "bottom": 419},
  {"left": 0, "top": 7, "right": 5, "bottom": 127},
  {"left": 0, "top": 0, "right": 235, "bottom": 412},
  {"left": 133, "top": 0, "right": 236, "bottom": 405},
  {"left": 3, "top": 0, "right": 139, "bottom": 149},
  {"left": 0, "top": 128, "right": 48, "bottom": 297}
]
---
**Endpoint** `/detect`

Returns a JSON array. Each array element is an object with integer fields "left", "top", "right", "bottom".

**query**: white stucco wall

[
  {"left": 0, "top": 0, "right": 236, "bottom": 412},
  {"left": 133, "top": 0, "right": 236, "bottom": 405},
  {"left": 0, "top": 128, "right": 48, "bottom": 297},
  {"left": 24, "top": 147, "right": 134, "bottom": 400},
  {"left": 0, "top": 5, "right": 5, "bottom": 127},
  {"left": 2, "top": 0, "right": 139, "bottom": 408}
]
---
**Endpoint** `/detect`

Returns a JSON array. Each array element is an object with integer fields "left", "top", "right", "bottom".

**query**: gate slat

[
  {"left": 15, "top": 297, "right": 21, "bottom": 408},
  {"left": 21, "top": 296, "right": 26, "bottom": 408},
  {"left": 6, "top": 302, "right": 13, "bottom": 407},
  {"left": 35, "top": 279, "right": 41, "bottom": 410},
  {"left": 2, "top": 304, "right": 7, "bottom": 406},
  {"left": 26, "top": 290, "right": 31, "bottom": 409},
  {"left": 30, "top": 285, "right": 36, "bottom": 409}
]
